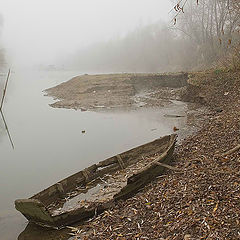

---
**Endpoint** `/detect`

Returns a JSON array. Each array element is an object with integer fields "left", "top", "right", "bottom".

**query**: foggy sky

[{"left": 1, "top": 0, "right": 172, "bottom": 67}]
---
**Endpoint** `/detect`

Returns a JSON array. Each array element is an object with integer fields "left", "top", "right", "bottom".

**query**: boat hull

[{"left": 15, "top": 134, "right": 177, "bottom": 227}]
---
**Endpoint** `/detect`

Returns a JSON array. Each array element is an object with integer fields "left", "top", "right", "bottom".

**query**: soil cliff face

[{"left": 181, "top": 70, "right": 240, "bottom": 109}]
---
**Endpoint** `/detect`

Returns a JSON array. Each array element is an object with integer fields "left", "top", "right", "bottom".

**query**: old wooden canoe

[{"left": 15, "top": 134, "right": 177, "bottom": 228}]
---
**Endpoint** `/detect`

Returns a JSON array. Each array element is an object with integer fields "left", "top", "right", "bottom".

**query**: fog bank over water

[
  {"left": 0, "top": 0, "right": 172, "bottom": 68},
  {"left": 63, "top": 21, "right": 184, "bottom": 73}
]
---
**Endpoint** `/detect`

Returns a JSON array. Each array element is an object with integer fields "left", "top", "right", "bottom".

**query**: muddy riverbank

[
  {"left": 45, "top": 73, "right": 188, "bottom": 111},
  {"left": 44, "top": 72, "right": 209, "bottom": 142}
]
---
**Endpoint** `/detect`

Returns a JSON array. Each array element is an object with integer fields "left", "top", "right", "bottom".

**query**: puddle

[{"left": 53, "top": 184, "right": 102, "bottom": 215}]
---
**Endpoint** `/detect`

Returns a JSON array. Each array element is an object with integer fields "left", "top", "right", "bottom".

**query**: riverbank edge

[
  {"left": 75, "top": 69, "right": 240, "bottom": 239},
  {"left": 19, "top": 69, "right": 240, "bottom": 239}
]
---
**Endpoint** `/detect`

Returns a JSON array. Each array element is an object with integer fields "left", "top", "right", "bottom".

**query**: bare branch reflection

[{"left": 0, "top": 69, "right": 14, "bottom": 149}]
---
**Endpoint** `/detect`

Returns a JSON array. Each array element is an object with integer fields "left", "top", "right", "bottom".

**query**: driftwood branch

[{"left": 222, "top": 144, "right": 240, "bottom": 157}]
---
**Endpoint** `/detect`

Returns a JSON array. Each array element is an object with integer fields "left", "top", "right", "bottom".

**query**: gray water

[{"left": 0, "top": 69, "right": 187, "bottom": 240}]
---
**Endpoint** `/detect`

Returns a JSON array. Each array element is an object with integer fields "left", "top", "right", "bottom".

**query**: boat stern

[{"left": 15, "top": 199, "right": 55, "bottom": 226}]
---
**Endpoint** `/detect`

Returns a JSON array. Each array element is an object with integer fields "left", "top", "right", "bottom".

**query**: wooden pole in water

[
  {"left": 0, "top": 69, "right": 11, "bottom": 111},
  {"left": 0, "top": 110, "right": 14, "bottom": 149}
]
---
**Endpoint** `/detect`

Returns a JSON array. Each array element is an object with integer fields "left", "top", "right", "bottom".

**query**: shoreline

[
  {"left": 18, "top": 69, "right": 240, "bottom": 239},
  {"left": 77, "top": 69, "right": 240, "bottom": 239}
]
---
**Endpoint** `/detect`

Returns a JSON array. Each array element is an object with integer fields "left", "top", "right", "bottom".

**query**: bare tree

[{"left": 171, "top": 0, "right": 240, "bottom": 66}]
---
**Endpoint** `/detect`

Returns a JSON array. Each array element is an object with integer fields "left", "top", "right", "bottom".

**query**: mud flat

[{"left": 44, "top": 73, "right": 188, "bottom": 111}]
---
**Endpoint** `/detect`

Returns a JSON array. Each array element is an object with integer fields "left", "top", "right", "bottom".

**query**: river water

[{"left": 0, "top": 69, "right": 188, "bottom": 240}]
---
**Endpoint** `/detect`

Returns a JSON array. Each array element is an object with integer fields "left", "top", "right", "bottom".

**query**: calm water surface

[{"left": 0, "top": 69, "right": 187, "bottom": 240}]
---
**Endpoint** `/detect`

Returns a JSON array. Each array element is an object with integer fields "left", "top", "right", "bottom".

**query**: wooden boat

[{"left": 15, "top": 134, "right": 177, "bottom": 228}]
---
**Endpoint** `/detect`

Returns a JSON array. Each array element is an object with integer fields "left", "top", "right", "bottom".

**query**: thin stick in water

[
  {"left": 0, "top": 69, "right": 11, "bottom": 111},
  {"left": 0, "top": 110, "right": 14, "bottom": 149}
]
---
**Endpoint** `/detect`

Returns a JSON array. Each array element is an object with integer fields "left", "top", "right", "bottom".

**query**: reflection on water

[
  {"left": 0, "top": 71, "right": 7, "bottom": 141},
  {"left": 0, "top": 110, "right": 15, "bottom": 149},
  {"left": 18, "top": 223, "right": 68, "bottom": 240},
  {"left": 0, "top": 69, "right": 188, "bottom": 240},
  {"left": 0, "top": 119, "right": 5, "bottom": 139}
]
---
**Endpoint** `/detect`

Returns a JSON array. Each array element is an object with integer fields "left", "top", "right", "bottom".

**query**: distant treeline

[
  {"left": 66, "top": 0, "right": 240, "bottom": 72},
  {"left": 67, "top": 22, "right": 199, "bottom": 72}
]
